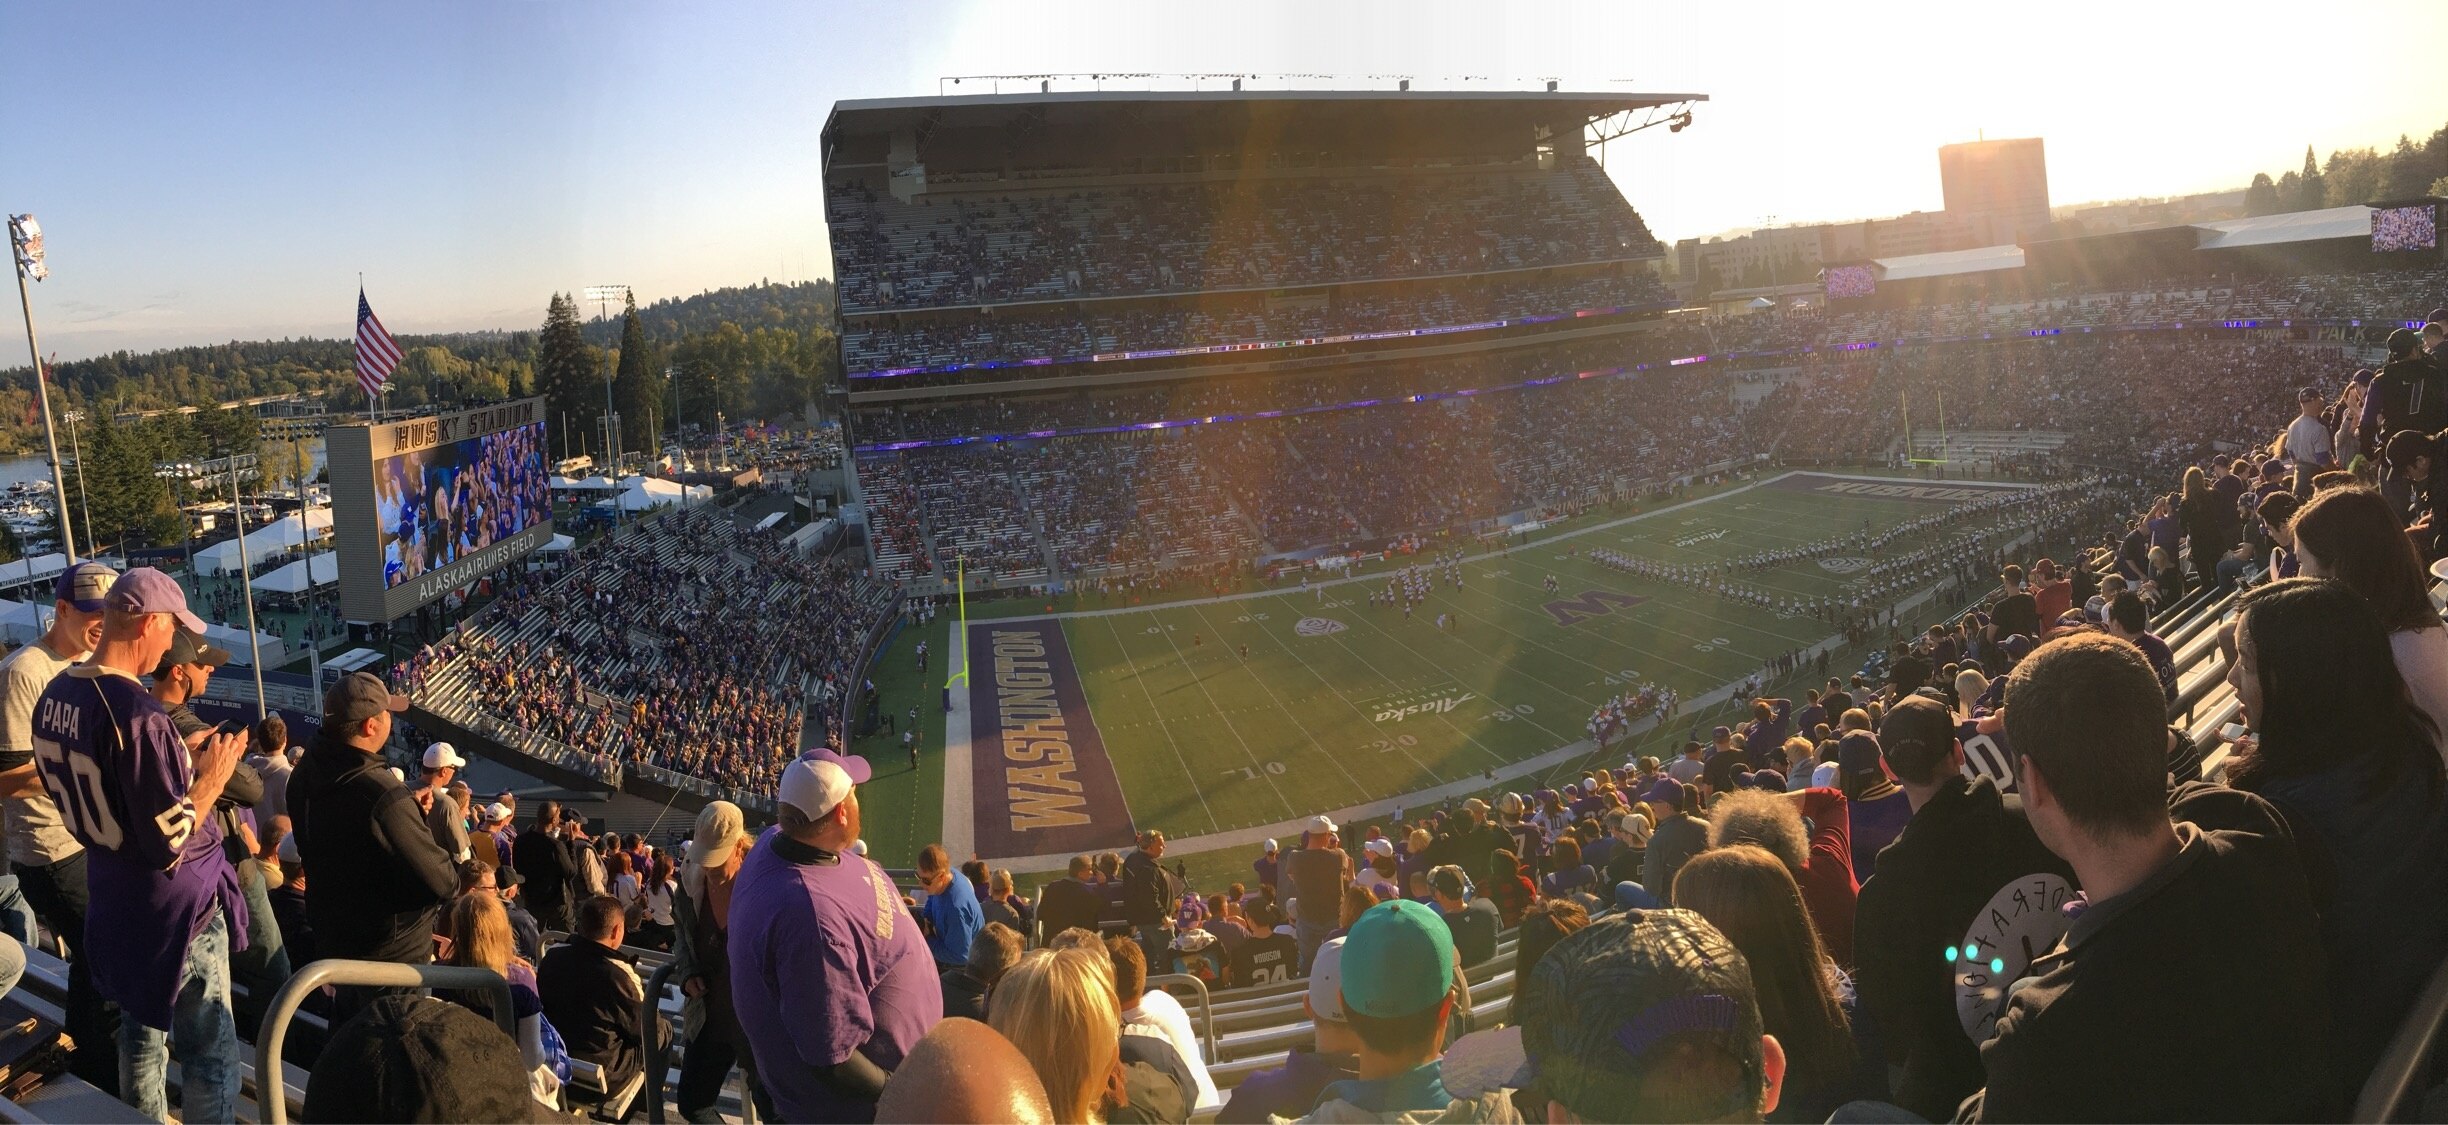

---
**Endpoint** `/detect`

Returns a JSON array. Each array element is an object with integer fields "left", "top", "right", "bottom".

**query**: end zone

[{"left": 963, "top": 619, "right": 1137, "bottom": 860}]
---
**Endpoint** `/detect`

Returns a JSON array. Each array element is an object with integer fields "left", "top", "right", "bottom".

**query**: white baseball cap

[
  {"left": 779, "top": 758, "right": 854, "bottom": 821},
  {"left": 1305, "top": 814, "right": 1337, "bottom": 835},
  {"left": 484, "top": 802, "right": 513, "bottom": 823},
  {"left": 1307, "top": 937, "right": 1349, "bottom": 1022},
  {"left": 1261, "top": 838, "right": 1279, "bottom": 855},
  {"left": 1363, "top": 838, "right": 1395, "bottom": 858},
  {"left": 422, "top": 742, "right": 467, "bottom": 770}
]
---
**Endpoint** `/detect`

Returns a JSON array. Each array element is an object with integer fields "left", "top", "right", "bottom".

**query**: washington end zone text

[{"left": 968, "top": 623, "right": 1134, "bottom": 858}]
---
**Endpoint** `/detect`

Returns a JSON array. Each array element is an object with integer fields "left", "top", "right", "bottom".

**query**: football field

[{"left": 853, "top": 471, "right": 2043, "bottom": 874}]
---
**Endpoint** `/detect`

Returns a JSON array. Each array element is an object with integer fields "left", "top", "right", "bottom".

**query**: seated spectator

[
  {"left": 1517, "top": 910, "right": 1786, "bottom": 1123},
  {"left": 917, "top": 843, "right": 984, "bottom": 970},
  {"left": 941, "top": 921, "right": 1025, "bottom": 1024},
  {"left": 1640, "top": 778, "right": 1708, "bottom": 904},
  {"left": 1853, "top": 694, "right": 2074, "bottom": 1121},
  {"left": 2290, "top": 485, "right": 2448, "bottom": 750},
  {"left": 2224, "top": 578, "right": 2448, "bottom": 1096},
  {"left": 1217, "top": 936, "right": 1361, "bottom": 1123},
  {"left": 1967, "top": 633, "right": 2337, "bottom": 1121},
  {"left": 1106, "top": 935, "right": 1219, "bottom": 1111},
  {"left": 1539, "top": 835, "right": 1599, "bottom": 901},
  {"left": 1486, "top": 849, "right": 1536, "bottom": 927},
  {"left": 1709, "top": 787, "right": 1858, "bottom": 968},
  {"left": 1300, "top": 900, "right": 1491, "bottom": 1121},
  {"left": 1836, "top": 730, "right": 1910, "bottom": 882},
  {"left": 873, "top": 1017, "right": 1054, "bottom": 1125},
  {"left": 1505, "top": 899, "right": 1588, "bottom": 1028},
  {"left": 1604, "top": 810, "right": 1649, "bottom": 887},
  {"left": 1199, "top": 893, "right": 1251, "bottom": 955},
  {"left": 302, "top": 994, "right": 535, "bottom": 1123},
  {"left": 990, "top": 946, "right": 1176, "bottom": 1125},
  {"left": 536, "top": 895, "right": 654, "bottom": 1099},
  {"left": 1426, "top": 866, "right": 1498, "bottom": 969},
  {"left": 442, "top": 890, "right": 563, "bottom": 1103},
  {"left": 1675, "top": 845, "right": 1865, "bottom": 1123},
  {"left": 1334, "top": 883, "right": 1381, "bottom": 938},
  {"left": 981, "top": 867, "right": 1031, "bottom": 935}
]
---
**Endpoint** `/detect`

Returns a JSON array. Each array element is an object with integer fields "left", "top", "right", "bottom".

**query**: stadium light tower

[
  {"left": 584, "top": 285, "right": 630, "bottom": 521},
  {"left": 8, "top": 215, "right": 76, "bottom": 560}
]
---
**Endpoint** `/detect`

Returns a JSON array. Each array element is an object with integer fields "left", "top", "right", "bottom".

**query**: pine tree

[
  {"left": 534, "top": 293, "right": 599, "bottom": 464},
  {"left": 612, "top": 293, "right": 661, "bottom": 457},
  {"left": 2294, "top": 146, "right": 2327, "bottom": 212}
]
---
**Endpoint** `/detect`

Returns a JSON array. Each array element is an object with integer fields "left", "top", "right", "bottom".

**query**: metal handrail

[
  {"left": 1148, "top": 972, "right": 1218, "bottom": 1066},
  {"left": 254, "top": 959, "right": 517, "bottom": 1125}
]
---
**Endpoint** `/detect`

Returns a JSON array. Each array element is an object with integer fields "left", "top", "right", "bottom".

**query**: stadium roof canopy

[
  {"left": 2190, "top": 205, "right": 2372, "bottom": 250},
  {"left": 1875, "top": 244, "right": 2027, "bottom": 282},
  {"left": 823, "top": 89, "right": 1709, "bottom": 169}
]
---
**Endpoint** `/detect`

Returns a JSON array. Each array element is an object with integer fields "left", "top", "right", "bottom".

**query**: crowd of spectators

[{"left": 827, "top": 153, "right": 1662, "bottom": 312}]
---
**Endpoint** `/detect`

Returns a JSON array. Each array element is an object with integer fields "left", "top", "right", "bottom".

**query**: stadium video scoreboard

[{"left": 329, "top": 397, "right": 554, "bottom": 623}]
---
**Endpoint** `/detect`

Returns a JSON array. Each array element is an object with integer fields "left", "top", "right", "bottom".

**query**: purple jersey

[
  {"left": 32, "top": 666, "right": 245, "bottom": 1031},
  {"left": 727, "top": 828, "right": 939, "bottom": 1122}
]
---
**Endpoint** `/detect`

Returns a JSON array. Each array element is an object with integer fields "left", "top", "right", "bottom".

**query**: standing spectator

[
  {"left": 1251, "top": 838, "right": 1280, "bottom": 896},
  {"left": 1216, "top": 936, "right": 1360, "bottom": 1122},
  {"left": 940, "top": 921, "right": 1023, "bottom": 1023},
  {"left": 727, "top": 753, "right": 940, "bottom": 1122},
  {"left": 513, "top": 800, "right": 582, "bottom": 932},
  {"left": 416, "top": 742, "right": 472, "bottom": 863},
  {"left": 1675, "top": 845, "right": 1863, "bottom": 1123},
  {"left": 538, "top": 895, "right": 654, "bottom": 1100},
  {"left": 674, "top": 800, "right": 761, "bottom": 1124},
  {"left": 287, "top": 671, "right": 460, "bottom": 1009},
  {"left": 979, "top": 868, "right": 1025, "bottom": 933},
  {"left": 248, "top": 714, "right": 294, "bottom": 823},
  {"left": 1853, "top": 694, "right": 2073, "bottom": 1122},
  {"left": 1709, "top": 787, "right": 1858, "bottom": 969},
  {"left": 916, "top": 843, "right": 983, "bottom": 970},
  {"left": 1639, "top": 778, "right": 1708, "bottom": 906},
  {"left": 635, "top": 851, "right": 677, "bottom": 952},
  {"left": 1121, "top": 830, "right": 1176, "bottom": 971},
  {"left": 1516, "top": 910, "right": 1786, "bottom": 1123},
  {"left": 1485, "top": 849, "right": 1536, "bottom": 927},
  {"left": 1426, "top": 866, "right": 1499, "bottom": 969},
  {"left": 2283, "top": 387, "right": 2336, "bottom": 491},
  {"left": 30, "top": 568, "right": 247, "bottom": 1122},
  {"left": 1968, "top": 633, "right": 2336, "bottom": 1121},
  {"left": 149, "top": 630, "right": 289, "bottom": 1012},
  {"left": 2224, "top": 578, "right": 2448, "bottom": 1096},
  {"left": 1038, "top": 854, "right": 1106, "bottom": 944},
  {"left": 1283, "top": 816, "right": 1350, "bottom": 974},
  {"left": 2290, "top": 485, "right": 2448, "bottom": 750},
  {"left": 0, "top": 561, "right": 110, "bottom": 1088}
]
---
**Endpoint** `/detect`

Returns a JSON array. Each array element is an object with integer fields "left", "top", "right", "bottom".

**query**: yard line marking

[
  {"left": 1184, "top": 600, "right": 1373, "bottom": 805},
  {"left": 1146, "top": 605, "right": 1296, "bottom": 819},
  {"left": 1098, "top": 615, "right": 1221, "bottom": 834}
]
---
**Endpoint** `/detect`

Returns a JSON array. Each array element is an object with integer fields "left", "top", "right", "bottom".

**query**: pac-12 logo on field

[
  {"left": 1295, "top": 617, "right": 1347, "bottom": 637},
  {"left": 1818, "top": 556, "right": 1870, "bottom": 574}
]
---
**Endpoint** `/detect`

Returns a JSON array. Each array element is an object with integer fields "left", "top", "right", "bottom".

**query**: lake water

[{"left": 0, "top": 439, "right": 330, "bottom": 493}]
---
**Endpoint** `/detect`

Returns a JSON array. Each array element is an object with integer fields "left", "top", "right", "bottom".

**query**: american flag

[{"left": 355, "top": 288, "right": 401, "bottom": 402}]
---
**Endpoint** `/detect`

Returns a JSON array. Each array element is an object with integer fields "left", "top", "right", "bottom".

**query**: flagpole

[
  {"left": 9, "top": 220, "right": 73, "bottom": 560},
  {"left": 227, "top": 455, "right": 268, "bottom": 720}
]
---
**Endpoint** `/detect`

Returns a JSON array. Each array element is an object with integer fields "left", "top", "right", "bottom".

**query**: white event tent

[
  {"left": 257, "top": 553, "right": 339, "bottom": 595},
  {"left": 194, "top": 508, "right": 333, "bottom": 576}
]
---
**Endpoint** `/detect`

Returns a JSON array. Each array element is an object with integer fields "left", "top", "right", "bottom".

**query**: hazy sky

[{"left": 5, "top": 0, "right": 2443, "bottom": 359}]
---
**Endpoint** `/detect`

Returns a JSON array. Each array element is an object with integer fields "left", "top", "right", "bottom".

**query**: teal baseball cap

[{"left": 1340, "top": 899, "right": 1456, "bottom": 1019}]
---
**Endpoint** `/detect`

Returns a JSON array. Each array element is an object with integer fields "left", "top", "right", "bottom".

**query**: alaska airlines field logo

[
  {"left": 1670, "top": 529, "right": 1728, "bottom": 547},
  {"left": 1375, "top": 692, "right": 1477, "bottom": 723},
  {"left": 1295, "top": 617, "right": 1347, "bottom": 637},
  {"left": 1818, "top": 556, "right": 1871, "bottom": 574},
  {"left": 1543, "top": 589, "right": 1648, "bottom": 628}
]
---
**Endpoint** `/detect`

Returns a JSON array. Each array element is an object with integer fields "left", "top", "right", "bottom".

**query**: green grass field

[{"left": 854, "top": 470, "right": 2043, "bottom": 884}]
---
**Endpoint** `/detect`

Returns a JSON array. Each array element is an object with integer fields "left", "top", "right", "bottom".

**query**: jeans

[
  {"left": 230, "top": 860, "right": 290, "bottom": 1036},
  {"left": 675, "top": 1023, "right": 774, "bottom": 1122},
  {"left": 0, "top": 874, "right": 33, "bottom": 946},
  {"left": 1295, "top": 919, "right": 1333, "bottom": 976},
  {"left": 1137, "top": 923, "right": 1174, "bottom": 977},
  {"left": 0, "top": 933, "right": 24, "bottom": 999},
  {"left": 17, "top": 853, "right": 116, "bottom": 1094},
  {"left": 120, "top": 907, "right": 238, "bottom": 1125}
]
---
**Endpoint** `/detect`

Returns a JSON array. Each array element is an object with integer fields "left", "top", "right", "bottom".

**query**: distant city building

[{"left": 1938, "top": 137, "right": 2052, "bottom": 247}]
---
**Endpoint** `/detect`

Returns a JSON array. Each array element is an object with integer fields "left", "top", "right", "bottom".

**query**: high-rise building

[{"left": 1939, "top": 138, "right": 2052, "bottom": 246}]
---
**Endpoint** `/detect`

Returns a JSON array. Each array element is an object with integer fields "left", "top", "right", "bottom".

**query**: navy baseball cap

[{"left": 55, "top": 561, "right": 115, "bottom": 613}]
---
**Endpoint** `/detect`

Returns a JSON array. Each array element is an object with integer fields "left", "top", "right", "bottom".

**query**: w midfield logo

[{"left": 1542, "top": 589, "right": 1649, "bottom": 628}]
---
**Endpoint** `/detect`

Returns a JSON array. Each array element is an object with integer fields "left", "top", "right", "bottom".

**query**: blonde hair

[
  {"left": 1955, "top": 669, "right": 1990, "bottom": 706},
  {"left": 989, "top": 948, "right": 1120, "bottom": 1124},
  {"left": 447, "top": 892, "right": 516, "bottom": 976}
]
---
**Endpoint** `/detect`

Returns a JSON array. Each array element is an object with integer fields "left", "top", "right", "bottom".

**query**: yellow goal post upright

[{"left": 1903, "top": 388, "right": 1950, "bottom": 469}]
